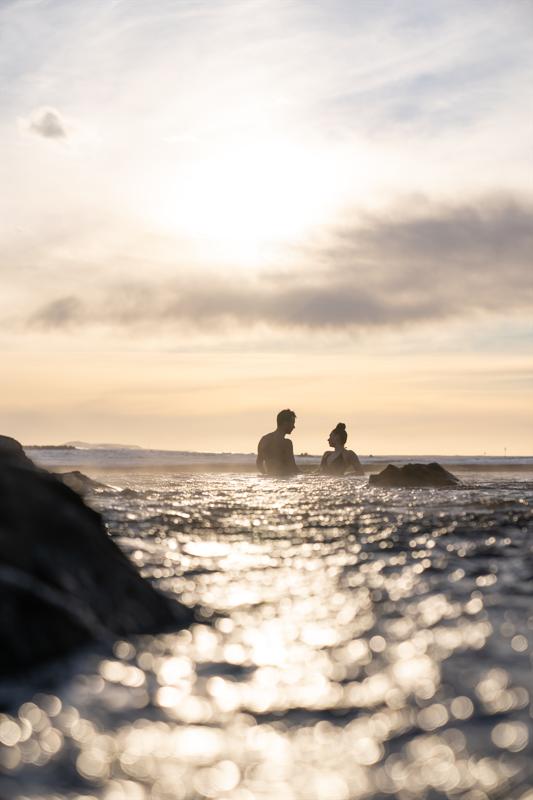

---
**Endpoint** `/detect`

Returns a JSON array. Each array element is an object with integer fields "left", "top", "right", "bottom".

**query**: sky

[{"left": 1, "top": 0, "right": 532, "bottom": 454}]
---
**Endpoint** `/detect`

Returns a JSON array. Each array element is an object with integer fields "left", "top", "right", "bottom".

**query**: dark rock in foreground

[
  {"left": 0, "top": 435, "right": 33, "bottom": 465},
  {"left": 369, "top": 462, "right": 461, "bottom": 488},
  {"left": 0, "top": 435, "right": 193, "bottom": 676}
]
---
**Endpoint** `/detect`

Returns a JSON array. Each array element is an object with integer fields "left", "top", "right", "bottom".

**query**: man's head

[{"left": 276, "top": 408, "right": 296, "bottom": 434}]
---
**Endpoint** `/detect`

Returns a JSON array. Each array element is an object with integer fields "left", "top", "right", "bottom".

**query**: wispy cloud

[
  {"left": 27, "top": 195, "right": 533, "bottom": 333},
  {"left": 30, "top": 295, "right": 82, "bottom": 328}
]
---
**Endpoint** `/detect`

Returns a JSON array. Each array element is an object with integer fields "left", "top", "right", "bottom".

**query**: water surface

[{"left": 1, "top": 471, "right": 533, "bottom": 799}]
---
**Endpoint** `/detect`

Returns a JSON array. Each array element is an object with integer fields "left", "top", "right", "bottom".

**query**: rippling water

[{"left": 2, "top": 471, "right": 533, "bottom": 799}]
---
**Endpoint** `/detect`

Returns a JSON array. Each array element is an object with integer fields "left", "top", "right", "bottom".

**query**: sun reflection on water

[{"left": 1, "top": 473, "right": 533, "bottom": 798}]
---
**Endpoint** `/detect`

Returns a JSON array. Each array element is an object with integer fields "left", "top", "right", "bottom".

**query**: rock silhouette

[
  {"left": 369, "top": 462, "right": 460, "bottom": 488},
  {"left": 0, "top": 435, "right": 32, "bottom": 464},
  {"left": 53, "top": 470, "right": 111, "bottom": 495},
  {"left": 0, "top": 436, "right": 193, "bottom": 676}
]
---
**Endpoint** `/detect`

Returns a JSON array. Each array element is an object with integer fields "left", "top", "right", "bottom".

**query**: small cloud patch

[
  {"left": 26, "top": 107, "right": 68, "bottom": 139},
  {"left": 30, "top": 296, "right": 83, "bottom": 329}
]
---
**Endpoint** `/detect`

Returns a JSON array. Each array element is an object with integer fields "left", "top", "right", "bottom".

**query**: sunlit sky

[{"left": 2, "top": 0, "right": 532, "bottom": 454}]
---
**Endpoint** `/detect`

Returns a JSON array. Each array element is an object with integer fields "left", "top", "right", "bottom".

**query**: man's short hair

[{"left": 277, "top": 408, "right": 296, "bottom": 427}]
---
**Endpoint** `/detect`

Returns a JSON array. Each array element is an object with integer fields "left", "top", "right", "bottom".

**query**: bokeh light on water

[{"left": 1, "top": 473, "right": 533, "bottom": 798}]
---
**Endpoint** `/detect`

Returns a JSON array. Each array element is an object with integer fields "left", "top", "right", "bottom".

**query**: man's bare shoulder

[{"left": 258, "top": 431, "right": 276, "bottom": 446}]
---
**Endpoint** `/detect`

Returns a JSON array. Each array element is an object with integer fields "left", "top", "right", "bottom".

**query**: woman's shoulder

[{"left": 345, "top": 450, "right": 364, "bottom": 473}]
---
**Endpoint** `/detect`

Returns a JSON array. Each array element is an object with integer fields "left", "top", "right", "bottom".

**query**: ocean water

[
  {"left": 1, "top": 460, "right": 533, "bottom": 799},
  {"left": 24, "top": 446, "right": 533, "bottom": 472}
]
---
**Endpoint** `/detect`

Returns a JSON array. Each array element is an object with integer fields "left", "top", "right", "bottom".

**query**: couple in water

[{"left": 257, "top": 409, "right": 363, "bottom": 477}]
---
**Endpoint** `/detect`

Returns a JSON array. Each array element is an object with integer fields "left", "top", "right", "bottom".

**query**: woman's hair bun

[{"left": 335, "top": 422, "right": 346, "bottom": 431}]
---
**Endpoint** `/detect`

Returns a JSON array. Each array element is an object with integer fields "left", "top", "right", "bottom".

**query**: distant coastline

[
  {"left": 24, "top": 441, "right": 143, "bottom": 451},
  {"left": 25, "top": 444, "right": 77, "bottom": 450},
  {"left": 63, "top": 441, "right": 143, "bottom": 450}
]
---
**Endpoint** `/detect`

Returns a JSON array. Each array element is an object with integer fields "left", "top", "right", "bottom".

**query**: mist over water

[{"left": 2, "top": 469, "right": 533, "bottom": 799}]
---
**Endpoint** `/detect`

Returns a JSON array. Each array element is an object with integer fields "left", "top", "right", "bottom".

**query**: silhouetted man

[{"left": 257, "top": 409, "right": 298, "bottom": 476}]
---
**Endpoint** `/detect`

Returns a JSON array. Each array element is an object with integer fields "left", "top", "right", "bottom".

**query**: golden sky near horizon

[{"left": 1, "top": 0, "right": 533, "bottom": 454}]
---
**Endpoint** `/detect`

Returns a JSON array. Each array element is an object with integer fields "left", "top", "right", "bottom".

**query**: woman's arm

[
  {"left": 347, "top": 450, "right": 364, "bottom": 475},
  {"left": 318, "top": 451, "right": 330, "bottom": 474}
]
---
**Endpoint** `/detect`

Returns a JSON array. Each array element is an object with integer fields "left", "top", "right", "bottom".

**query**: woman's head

[{"left": 328, "top": 422, "right": 347, "bottom": 448}]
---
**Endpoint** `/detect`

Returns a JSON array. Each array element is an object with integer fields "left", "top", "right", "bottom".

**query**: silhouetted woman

[{"left": 320, "top": 423, "right": 364, "bottom": 475}]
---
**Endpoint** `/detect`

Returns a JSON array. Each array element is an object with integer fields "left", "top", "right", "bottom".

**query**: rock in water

[
  {"left": 369, "top": 462, "right": 461, "bottom": 488},
  {"left": 53, "top": 470, "right": 110, "bottom": 495},
  {"left": 0, "top": 436, "right": 193, "bottom": 676}
]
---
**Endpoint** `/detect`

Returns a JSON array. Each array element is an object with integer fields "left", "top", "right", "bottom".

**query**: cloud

[
  {"left": 27, "top": 194, "right": 533, "bottom": 333},
  {"left": 27, "top": 107, "right": 68, "bottom": 139},
  {"left": 30, "top": 296, "right": 83, "bottom": 328}
]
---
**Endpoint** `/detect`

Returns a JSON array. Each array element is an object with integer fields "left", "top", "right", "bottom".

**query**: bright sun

[{"left": 149, "top": 138, "right": 352, "bottom": 266}]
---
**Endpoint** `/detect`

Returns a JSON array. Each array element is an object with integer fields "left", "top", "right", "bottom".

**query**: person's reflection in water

[
  {"left": 257, "top": 409, "right": 299, "bottom": 477},
  {"left": 320, "top": 423, "right": 364, "bottom": 475}
]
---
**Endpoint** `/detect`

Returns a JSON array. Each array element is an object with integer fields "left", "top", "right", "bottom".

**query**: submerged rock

[
  {"left": 369, "top": 462, "right": 461, "bottom": 488},
  {"left": 0, "top": 436, "right": 193, "bottom": 676},
  {"left": 53, "top": 470, "right": 111, "bottom": 495}
]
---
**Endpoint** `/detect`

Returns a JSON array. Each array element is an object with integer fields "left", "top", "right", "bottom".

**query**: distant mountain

[
  {"left": 63, "top": 441, "right": 143, "bottom": 450},
  {"left": 25, "top": 444, "right": 77, "bottom": 450}
]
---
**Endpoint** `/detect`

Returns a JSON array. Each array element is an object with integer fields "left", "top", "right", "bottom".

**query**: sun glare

[{"left": 149, "top": 138, "right": 352, "bottom": 265}]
